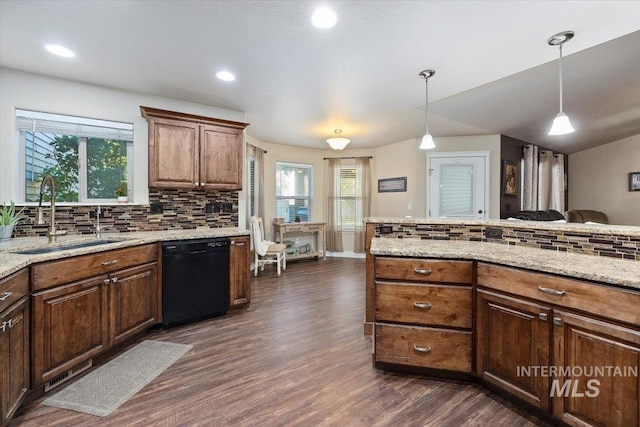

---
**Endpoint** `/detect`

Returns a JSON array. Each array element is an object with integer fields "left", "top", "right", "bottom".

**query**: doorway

[{"left": 427, "top": 152, "right": 490, "bottom": 219}]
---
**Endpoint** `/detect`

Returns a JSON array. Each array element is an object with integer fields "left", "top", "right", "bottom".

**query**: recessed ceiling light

[
  {"left": 216, "top": 71, "right": 236, "bottom": 82},
  {"left": 44, "top": 44, "right": 75, "bottom": 58},
  {"left": 311, "top": 8, "right": 337, "bottom": 29}
]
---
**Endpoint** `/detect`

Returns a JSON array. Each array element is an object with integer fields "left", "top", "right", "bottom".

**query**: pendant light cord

[
  {"left": 558, "top": 43, "right": 564, "bottom": 114},
  {"left": 425, "top": 75, "right": 429, "bottom": 133}
]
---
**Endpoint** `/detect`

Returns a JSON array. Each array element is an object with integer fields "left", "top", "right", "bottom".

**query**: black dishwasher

[{"left": 162, "top": 238, "right": 230, "bottom": 328}]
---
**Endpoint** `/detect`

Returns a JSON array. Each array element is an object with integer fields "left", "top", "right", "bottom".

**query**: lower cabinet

[
  {"left": 1, "top": 297, "right": 30, "bottom": 427},
  {"left": 552, "top": 310, "right": 640, "bottom": 427},
  {"left": 31, "top": 247, "right": 160, "bottom": 387},
  {"left": 229, "top": 236, "right": 250, "bottom": 307},
  {"left": 476, "top": 289, "right": 551, "bottom": 411}
]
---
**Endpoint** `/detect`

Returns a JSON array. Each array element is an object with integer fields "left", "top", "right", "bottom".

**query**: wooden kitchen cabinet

[
  {"left": 476, "top": 289, "right": 552, "bottom": 412},
  {"left": 373, "top": 257, "right": 473, "bottom": 374},
  {"left": 31, "top": 244, "right": 160, "bottom": 387},
  {"left": 108, "top": 262, "right": 159, "bottom": 346},
  {"left": 229, "top": 236, "right": 250, "bottom": 307},
  {"left": 552, "top": 310, "right": 640, "bottom": 427},
  {"left": 141, "top": 106, "right": 248, "bottom": 191},
  {"left": 0, "top": 268, "right": 30, "bottom": 427}
]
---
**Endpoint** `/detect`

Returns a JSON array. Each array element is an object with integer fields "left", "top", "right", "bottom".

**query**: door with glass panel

[{"left": 428, "top": 155, "right": 487, "bottom": 219}]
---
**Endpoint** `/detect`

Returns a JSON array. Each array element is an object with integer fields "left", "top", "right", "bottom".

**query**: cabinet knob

[
  {"left": 413, "top": 302, "right": 432, "bottom": 310},
  {"left": 104, "top": 278, "right": 111, "bottom": 285},
  {"left": 0, "top": 291, "right": 12, "bottom": 301},
  {"left": 195, "top": 182, "right": 200, "bottom": 186},
  {"left": 112, "top": 277, "right": 118, "bottom": 284},
  {"left": 553, "top": 317, "right": 563, "bottom": 326},
  {"left": 0, "top": 322, "right": 6, "bottom": 333},
  {"left": 539, "top": 313, "right": 548, "bottom": 321},
  {"left": 413, "top": 345, "right": 432, "bottom": 354}
]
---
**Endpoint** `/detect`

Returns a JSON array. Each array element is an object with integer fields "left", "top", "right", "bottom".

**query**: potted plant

[
  {"left": 115, "top": 181, "right": 128, "bottom": 204},
  {"left": 0, "top": 201, "right": 25, "bottom": 241}
]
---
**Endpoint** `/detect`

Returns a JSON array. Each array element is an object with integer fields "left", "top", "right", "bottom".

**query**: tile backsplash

[
  {"left": 13, "top": 189, "right": 238, "bottom": 237},
  {"left": 374, "top": 223, "right": 640, "bottom": 261}
]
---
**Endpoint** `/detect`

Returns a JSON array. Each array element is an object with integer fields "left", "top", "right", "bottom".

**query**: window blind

[{"left": 16, "top": 109, "right": 133, "bottom": 141}]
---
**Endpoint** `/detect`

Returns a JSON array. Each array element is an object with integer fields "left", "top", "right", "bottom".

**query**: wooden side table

[{"left": 273, "top": 222, "right": 326, "bottom": 261}]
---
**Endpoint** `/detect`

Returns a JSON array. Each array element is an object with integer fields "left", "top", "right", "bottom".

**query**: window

[
  {"left": 247, "top": 157, "right": 256, "bottom": 217},
  {"left": 17, "top": 109, "right": 133, "bottom": 203},
  {"left": 275, "top": 162, "right": 312, "bottom": 222},
  {"left": 339, "top": 165, "right": 357, "bottom": 229}
]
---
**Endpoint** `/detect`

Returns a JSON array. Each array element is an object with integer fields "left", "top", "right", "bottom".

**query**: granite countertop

[
  {"left": 0, "top": 228, "right": 250, "bottom": 279},
  {"left": 370, "top": 238, "right": 640, "bottom": 290},
  {"left": 365, "top": 217, "right": 640, "bottom": 237}
]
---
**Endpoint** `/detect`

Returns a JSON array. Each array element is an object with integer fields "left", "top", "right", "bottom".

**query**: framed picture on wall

[
  {"left": 502, "top": 160, "right": 518, "bottom": 197},
  {"left": 378, "top": 177, "right": 407, "bottom": 193},
  {"left": 630, "top": 172, "right": 640, "bottom": 191}
]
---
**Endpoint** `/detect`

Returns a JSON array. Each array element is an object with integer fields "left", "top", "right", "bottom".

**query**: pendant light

[
  {"left": 548, "top": 31, "right": 575, "bottom": 135},
  {"left": 326, "top": 129, "right": 351, "bottom": 150},
  {"left": 419, "top": 69, "right": 436, "bottom": 149}
]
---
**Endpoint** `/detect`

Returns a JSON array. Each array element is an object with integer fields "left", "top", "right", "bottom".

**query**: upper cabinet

[{"left": 141, "top": 106, "right": 249, "bottom": 191}]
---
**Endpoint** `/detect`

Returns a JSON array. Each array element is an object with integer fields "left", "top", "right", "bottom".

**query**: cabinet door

[
  {"left": 476, "top": 289, "right": 552, "bottom": 411},
  {"left": 553, "top": 310, "right": 640, "bottom": 427},
  {"left": 32, "top": 276, "right": 108, "bottom": 386},
  {"left": 108, "top": 263, "right": 159, "bottom": 346},
  {"left": 200, "top": 125, "right": 243, "bottom": 190},
  {"left": 1, "top": 297, "right": 29, "bottom": 426},
  {"left": 148, "top": 117, "right": 199, "bottom": 188},
  {"left": 230, "top": 237, "right": 250, "bottom": 307}
]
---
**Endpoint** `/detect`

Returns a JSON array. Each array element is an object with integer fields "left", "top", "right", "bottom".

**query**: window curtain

[
  {"left": 551, "top": 153, "right": 565, "bottom": 213},
  {"left": 246, "top": 143, "right": 265, "bottom": 227},
  {"left": 537, "top": 150, "right": 553, "bottom": 210},
  {"left": 522, "top": 144, "right": 538, "bottom": 210},
  {"left": 325, "top": 158, "right": 343, "bottom": 252},
  {"left": 353, "top": 157, "right": 371, "bottom": 253},
  {"left": 522, "top": 144, "right": 565, "bottom": 213}
]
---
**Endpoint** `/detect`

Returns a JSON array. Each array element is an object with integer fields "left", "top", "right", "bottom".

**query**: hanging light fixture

[
  {"left": 548, "top": 31, "right": 575, "bottom": 135},
  {"left": 419, "top": 69, "right": 436, "bottom": 149},
  {"left": 326, "top": 129, "right": 351, "bottom": 150}
]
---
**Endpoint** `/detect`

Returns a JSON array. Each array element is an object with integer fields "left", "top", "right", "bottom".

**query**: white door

[{"left": 428, "top": 154, "right": 488, "bottom": 219}]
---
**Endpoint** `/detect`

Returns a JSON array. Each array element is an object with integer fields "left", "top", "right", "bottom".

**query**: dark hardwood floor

[{"left": 12, "top": 258, "right": 548, "bottom": 426}]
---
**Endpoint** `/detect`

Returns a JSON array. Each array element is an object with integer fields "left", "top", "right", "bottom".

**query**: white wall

[
  {"left": 0, "top": 68, "right": 246, "bottom": 208},
  {"left": 569, "top": 134, "right": 640, "bottom": 225},
  {"left": 373, "top": 135, "right": 501, "bottom": 219}
]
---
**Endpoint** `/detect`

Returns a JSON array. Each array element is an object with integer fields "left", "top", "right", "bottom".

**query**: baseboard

[{"left": 326, "top": 251, "right": 365, "bottom": 259}]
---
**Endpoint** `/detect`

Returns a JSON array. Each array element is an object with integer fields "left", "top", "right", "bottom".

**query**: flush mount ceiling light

[
  {"left": 44, "top": 44, "right": 75, "bottom": 58},
  {"left": 326, "top": 129, "right": 350, "bottom": 150},
  {"left": 419, "top": 69, "right": 436, "bottom": 150},
  {"left": 548, "top": 30, "right": 575, "bottom": 136},
  {"left": 311, "top": 8, "right": 337, "bottom": 28},
  {"left": 215, "top": 70, "right": 236, "bottom": 82}
]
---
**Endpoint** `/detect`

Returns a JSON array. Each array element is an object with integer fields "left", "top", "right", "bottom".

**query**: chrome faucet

[{"left": 37, "top": 174, "right": 67, "bottom": 243}]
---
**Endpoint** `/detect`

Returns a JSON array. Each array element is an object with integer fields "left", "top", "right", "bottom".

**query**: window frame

[
  {"left": 338, "top": 164, "right": 357, "bottom": 232},
  {"left": 275, "top": 161, "right": 313, "bottom": 222},
  {"left": 17, "top": 109, "right": 134, "bottom": 205}
]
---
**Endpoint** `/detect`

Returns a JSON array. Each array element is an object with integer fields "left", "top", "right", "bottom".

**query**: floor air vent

[{"left": 44, "top": 359, "right": 93, "bottom": 392}]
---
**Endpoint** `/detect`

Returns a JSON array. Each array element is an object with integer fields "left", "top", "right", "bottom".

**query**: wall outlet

[
  {"left": 150, "top": 202, "right": 163, "bottom": 214},
  {"left": 485, "top": 227, "right": 503, "bottom": 239},
  {"left": 408, "top": 202, "right": 413, "bottom": 211},
  {"left": 378, "top": 226, "right": 393, "bottom": 235},
  {"left": 205, "top": 203, "right": 214, "bottom": 214}
]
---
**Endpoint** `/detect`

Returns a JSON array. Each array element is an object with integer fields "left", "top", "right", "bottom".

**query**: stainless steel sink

[{"left": 12, "top": 239, "right": 122, "bottom": 255}]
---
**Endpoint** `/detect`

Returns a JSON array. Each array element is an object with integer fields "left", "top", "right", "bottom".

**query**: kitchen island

[{"left": 367, "top": 218, "right": 640, "bottom": 427}]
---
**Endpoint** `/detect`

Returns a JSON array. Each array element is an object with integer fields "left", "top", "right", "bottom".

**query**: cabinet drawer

[
  {"left": 32, "top": 244, "right": 159, "bottom": 291},
  {"left": 376, "top": 282, "right": 472, "bottom": 328},
  {"left": 375, "top": 257, "right": 473, "bottom": 284},
  {"left": 477, "top": 263, "right": 640, "bottom": 326},
  {"left": 375, "top": 323, "right": 472, "bottom": 372},
  {"left": 0, "top": 268, "right": 29, "bottom": 312}
]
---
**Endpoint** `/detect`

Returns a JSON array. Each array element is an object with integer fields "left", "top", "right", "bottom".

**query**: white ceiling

[{"left": 1, "top": 1, "right": 639, "bottom": 154}]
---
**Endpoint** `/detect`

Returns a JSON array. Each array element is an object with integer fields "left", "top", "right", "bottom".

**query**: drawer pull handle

[
  {"left": 104, "top": 279, "right": 111, "bottom": 285},
  {"left": 0, "top": 291, "right": 12, "bottom": 301},
  {"left": 413, "top": 345, "right": 432, "bottom": 353},
  {"left": 413, "top": 302, "right": 432, "bottom": 310},
  {"left": 111, "top": 277, "right": 118, "bottom": 284},
  {"left": 101, "top": 260, "right": 118, "bottom": 266},
  {"left": 538, "top": 286, "right": 566, "bottom": 296},
  {"left": 233, "top": 242, "right": 246, "bottom": 246},
  {"left": 413, "top": 268, "right": 432, "bottom": 276}
]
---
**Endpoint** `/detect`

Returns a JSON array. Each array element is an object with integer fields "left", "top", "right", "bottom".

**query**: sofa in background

[
  {"left": 508, "top": 210, "right": 566, "bottom": 221},
  {"left": 566, "top": 210, "right": 609, "bottom": 224}
]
